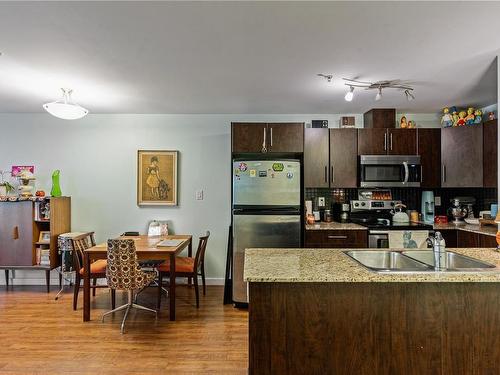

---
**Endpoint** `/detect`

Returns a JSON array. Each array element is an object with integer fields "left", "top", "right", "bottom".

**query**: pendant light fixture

[
  {"left": 43, "top": 88, "right": 89, "bottom": 120},
  {"left": 344, "top": 86, "right": 354, "bottom": 102}
]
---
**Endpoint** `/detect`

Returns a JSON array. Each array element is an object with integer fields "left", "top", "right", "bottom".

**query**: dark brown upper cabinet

[
  {"left": 304, "top": 128, "right": 357, "bottom": 188},
  {"left": 232, "top": 122, "right": 303, "bottom": 153},
  {"left": 330, "top": 129, "right": 358, "bottom": 187},
  {"left": 363, "top": 108, "right": 396, "bottom": 129},
  {"left": 483, "top": 119, "right": 497, "bottom": 188},
  {"left": 441, "top": 126, "right": 483, "bottom": 187},
  {"left": 417, "top": 128, "right": 441, "bottom": 188},
  {"left": 304, "top": 128, "right": 329, "bottom": 188},
  {"left": 357, "top": 128, "right": 416, "bottom": 155}
]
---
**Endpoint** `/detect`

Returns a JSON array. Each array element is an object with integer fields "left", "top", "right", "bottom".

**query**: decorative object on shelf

[
  {"left": 474, "top": 109, "right": 483, "bottom": 124},
  {"left": 39, "top": 231, "right": 51, "bottom": 244},
  {"left": 312, "top": 120, "right": 328, "bottom": 128},
  {"left": 43, "top": 88, "right": 89, "bottom": 120},
  {"left": 35, "top": 190, "right": 45, "bottom": 197},
  {"left": 137, "top": 150, "right": 178, "bottom": 206},
  {"left": 441, "top": 107, "right": 454, "bottom": 127},
  {"left": 51, "top": 170, "right": 62, "bottom": 197},
  {"left": 0, "top": 170, "right": 15, "bottom": 196},
  {"left": 407, "top": 120, "right": 416, "bottom": 128},
  {"left": 488, "top": 112, "right": 496, "bottom": 121},
  {"left": 465, "top": 107, "right": 476, "bottom": 125},
  {"left": 16, "top": 169, "right": 35, "bottom": 197},
  {"left": 456, "top": 111, "right": 467, "bottom": 126},
  {"left": 400, "top": 116, "right": 408, "bottom": 128},
  {"left": 341, "top": 78, "right": 415, "bottom": 102},
  {"left": 340, "top": 116, "right": 355, "bottom": 128}
]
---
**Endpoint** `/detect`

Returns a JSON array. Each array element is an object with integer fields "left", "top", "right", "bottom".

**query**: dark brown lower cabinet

[
  {"left": 439, "top": 229, "right": 457, "bottom": 248},
  {"left": 249, "top": 282, "right": 500, "bottom": 375},
  {"left": 305, "top": 230, "right": 367, "bottom": 248},
  {"left": 453, "top": 230, "right": 496, "bottom": 248}
]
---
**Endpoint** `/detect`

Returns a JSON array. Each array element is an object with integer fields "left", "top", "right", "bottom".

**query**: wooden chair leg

[
  {"left": 45, "top": 270, "right": 50, "bottom": 293},
  {"left": 92, "top": 277, "right": 97, "bottom": 296},
  {"left": 73, "top": 275, "right": 80, "bottom": 310},
  {"left": 193, "top": 275, "right": 199, "bottom": 308},
  {"left": 111, "top": 289, "right": 116, "bottom": 309},
  {"left": 157, "top": 273, "right": 163, "bottom": 309},
  {"left": 201, "top": 266, "right": 206, "bottom": 296},
  {"left": 5, "top": 270, "right": 9, "bottom": 289}
]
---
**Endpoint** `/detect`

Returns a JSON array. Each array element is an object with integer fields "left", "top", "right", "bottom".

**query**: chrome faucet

[{"left": 427, "top": 231, "right": 446, "bottom": 271}]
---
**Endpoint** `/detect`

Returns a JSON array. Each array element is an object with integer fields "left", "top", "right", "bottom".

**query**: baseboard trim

[{"left": 1, "top": 276, "right": 225, "bottom": 286}]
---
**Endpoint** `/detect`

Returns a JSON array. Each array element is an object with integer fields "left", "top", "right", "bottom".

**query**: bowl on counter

[{"left": 464, "top": 218, "right": 480, "bottom": 225}]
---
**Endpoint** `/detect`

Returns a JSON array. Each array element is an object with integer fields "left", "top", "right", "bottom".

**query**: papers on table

[{"left": 157, "top": 239, "right": 183, "bottom": 248}]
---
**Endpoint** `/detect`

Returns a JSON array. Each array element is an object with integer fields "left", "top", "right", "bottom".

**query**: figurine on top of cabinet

[
  {"left": 400, "top": 116, "right": 408, "bottom": 128},
  {"left": 489, "top": 112, "right": 496, "bottom": 121},
  {"left": 456, "top": 110, "right": 467, "bottom": 126},
  {"left": 408, "top": 120, "right": 416, "bottom": 128},
  {"left": 465, "top": 107, "right": 476, "bottom": 125},
  {"left": 441, "top": 107, "right": 454, "bottom": 128},
  {"left": 474, "top": 109, "right": 482, "bottom": 124}
]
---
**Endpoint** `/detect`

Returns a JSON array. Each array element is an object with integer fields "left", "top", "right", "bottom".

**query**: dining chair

[
  {"left": 103, "top": 239, "right": 158, "bottom": 334},
  {"left": 157, "top": 231, "right": 210, "bottom": 309},
  {"left": 71, "top": 232, "right": 115, "bottom": 311}
]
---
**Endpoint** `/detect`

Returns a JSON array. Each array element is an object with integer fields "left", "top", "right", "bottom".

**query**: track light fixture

[
  {"left": 405, "top": 89, "right": 415, "bottom": 101},
  {"left": 375, "top": 87, "right": 382, "bottom": 101},
  {"left": 344, "top": 86, "right": 354, "bottom": 102},
  {"left": 317, "top": 73, "right": 333, "bottom": 83}
]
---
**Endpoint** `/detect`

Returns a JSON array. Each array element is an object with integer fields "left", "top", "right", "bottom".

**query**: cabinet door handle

[
  {"left": 262, "top": 128, "right": 267, "bottom": 153},
  {"left": 442, "top": 164, "right": 446, "bottom": 183},
  {"left": 328, "top": 235, "right": 348, "bottom": 240},
  {"left": 324, "top": 166, "right": 328, "bottom": 183},
  {"left": 384, "top": 133, "right": 387, "bottom": 151},
  {"left": 12, "top": 226, "right": 19, "bottom": 240},
  {"left": 270, "top": 127, "right": 273, "bottom": 148},
  {"left": 331, "top": 166, "right": 334, "bottom": 184},
  {"left": 390, "top": 133, "right": 393, "bottom": 151}
]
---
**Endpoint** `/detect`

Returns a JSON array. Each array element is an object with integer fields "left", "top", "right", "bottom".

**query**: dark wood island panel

[{"left": 249, "top": 282, "right": 500, "bottom": 375}]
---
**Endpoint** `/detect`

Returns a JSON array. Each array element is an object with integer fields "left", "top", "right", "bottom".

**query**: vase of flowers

[{"left": 0, "top": 170, "right": 15, "bottom": 196}]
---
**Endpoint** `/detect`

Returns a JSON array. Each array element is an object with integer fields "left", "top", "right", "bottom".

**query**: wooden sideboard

[{"left": 0, "top": 197, "right": 71, "bottom": 292}]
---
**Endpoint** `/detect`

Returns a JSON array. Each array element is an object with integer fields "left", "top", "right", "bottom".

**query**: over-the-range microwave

[{"left": 359, "top": 155, "right": 421, "bottom": 188}]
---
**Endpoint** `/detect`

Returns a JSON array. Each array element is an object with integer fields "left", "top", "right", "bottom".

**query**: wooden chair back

[
  {"left": 194, "top": 231, "right": 210, "bottom": 272},
  {"left": 71, "top": 232, "right": 96, "bottom": 272}
]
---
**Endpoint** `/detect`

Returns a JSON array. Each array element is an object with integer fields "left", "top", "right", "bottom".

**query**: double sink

[{"left": 345, "top": 250, "right": 497, "bottom": 273}]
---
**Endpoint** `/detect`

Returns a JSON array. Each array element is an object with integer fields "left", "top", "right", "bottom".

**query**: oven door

[
  {"left": 368, "top": 231, "right": 389, "bottom": 248},
  {"left": 360, "top": 155, "right": 421, "bottom": 187}
]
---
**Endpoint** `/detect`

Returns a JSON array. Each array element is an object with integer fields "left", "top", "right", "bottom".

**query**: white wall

[{"left": 1, "top": 112, "right": 366, "bottom": 285}]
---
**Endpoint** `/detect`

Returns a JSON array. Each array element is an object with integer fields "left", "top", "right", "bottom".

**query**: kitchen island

[{"left": 245, "top": 248, "right": 500, "bottom": 375}]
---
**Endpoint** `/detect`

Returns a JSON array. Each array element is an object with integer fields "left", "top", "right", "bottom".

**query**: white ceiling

[{"left": 0, "top": 1, "right": 498, "bottom": 114}]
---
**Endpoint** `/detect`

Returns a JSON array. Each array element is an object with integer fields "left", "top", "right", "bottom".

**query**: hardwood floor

[{"left": 0, "top": 285, "right": 248, "bottom": 374}]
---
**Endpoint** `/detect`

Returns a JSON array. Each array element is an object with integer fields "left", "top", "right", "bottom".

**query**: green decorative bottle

[{"left": 51, "top": 170, "right": 62, "bottom": 197}]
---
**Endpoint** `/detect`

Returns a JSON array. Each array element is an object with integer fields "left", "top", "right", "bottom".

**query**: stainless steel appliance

[
  {"left": 359, "top": 155, "right": 421, "bottom": 187},
  {"left": 350, "top": 190, "right": 432, "bottom": 248},
  {"left": 232, "top": 159, "right": 301, "bottom": 305}
]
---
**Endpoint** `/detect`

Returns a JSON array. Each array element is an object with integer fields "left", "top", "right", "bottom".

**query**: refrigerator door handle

[{"left": 261, "top": 128, "right": 267, "bottom": 153}]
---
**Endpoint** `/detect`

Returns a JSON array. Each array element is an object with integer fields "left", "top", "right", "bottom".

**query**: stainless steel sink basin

[
  {"left": 344, "top": 251, "right": 433, "bottom": 272},
  {"left": 402, "top": 251, "right": 496, "bottom": 271}
]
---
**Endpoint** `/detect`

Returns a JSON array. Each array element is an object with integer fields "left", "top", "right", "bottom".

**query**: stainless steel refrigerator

[{"left": 232, "top": 159, "right": 302, "bottom": 305}]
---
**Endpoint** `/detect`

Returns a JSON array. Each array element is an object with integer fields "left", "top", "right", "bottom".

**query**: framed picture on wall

[{"left": 137, "top": 150, "right": 178, "bottom": 206}]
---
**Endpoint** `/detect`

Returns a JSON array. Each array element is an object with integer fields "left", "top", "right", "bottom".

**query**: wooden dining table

[{"left": 82, "top": 234, "right": 192, "bottom": 322}]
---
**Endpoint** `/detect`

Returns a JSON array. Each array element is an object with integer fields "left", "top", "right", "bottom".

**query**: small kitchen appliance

[
  {"left": 421, "top": 191, "right": 435, "bottom": 224},
  {"left": 448, "top": 197, "right": 473, "bottom": 223}
]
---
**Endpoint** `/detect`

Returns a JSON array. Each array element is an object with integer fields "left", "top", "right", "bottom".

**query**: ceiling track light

[
  {"left": 43, "top": 88, "right": 89, "bottom": 120},
  {"left": 317, "top": 73, "right": 333, "bottom": 83},
  {"left": 345, "top": 86, "right": 354, "bottom": 102},
  {"left": 341, "top": 78, "right": 415, "bottom": 102}
]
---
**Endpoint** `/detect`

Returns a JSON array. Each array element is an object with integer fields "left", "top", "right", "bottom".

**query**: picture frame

[
  {"left": 137, "top": 150, "right": 178, "bottom": 206},
  {"left": 39, "top": 231, "right": 51, "bottom": 243}
]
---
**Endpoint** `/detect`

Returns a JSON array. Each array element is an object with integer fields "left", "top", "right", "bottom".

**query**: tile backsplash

[{"left": 305, "top": 187, "right": 498, "bottom": 217}]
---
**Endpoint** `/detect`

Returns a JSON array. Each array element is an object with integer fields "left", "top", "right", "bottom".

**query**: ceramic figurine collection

[{"left": 441, "top": 106, "right": 484, "bottom": 128}]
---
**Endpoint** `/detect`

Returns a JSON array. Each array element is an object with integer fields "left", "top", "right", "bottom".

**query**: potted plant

[{"left": 0, "top": 170, "right": 15, "bottom": 196}]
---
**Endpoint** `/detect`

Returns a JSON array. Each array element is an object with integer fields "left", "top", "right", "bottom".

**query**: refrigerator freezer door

[
  {"left": 232, "top": 213, "right": 301, "bottom": 304},
  {"left": 233, "top": 160, "right": 301, "bottom": 207}
]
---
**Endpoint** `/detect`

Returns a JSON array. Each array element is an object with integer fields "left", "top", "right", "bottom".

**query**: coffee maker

[{"left": 421, "top": 191, "right": 435, "bottom": 224}]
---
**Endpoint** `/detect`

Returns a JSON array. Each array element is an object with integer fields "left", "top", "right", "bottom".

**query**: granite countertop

[
  {"left": 305, "top": 221, "right": 367, "bottom": 231},
  {"left": 244, "top": 247, "right": 500, "bottom": 283},
  {"left": 431, "top": 222, "right": 498, "bottom": 237}
]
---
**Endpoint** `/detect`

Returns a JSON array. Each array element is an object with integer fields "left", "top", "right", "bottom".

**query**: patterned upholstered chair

[
  {"left": 157, "top": 231, "right": 210, "bottom": 309},
  {"left": 102, "top": 239, "right": 157, "bottom": 334}
]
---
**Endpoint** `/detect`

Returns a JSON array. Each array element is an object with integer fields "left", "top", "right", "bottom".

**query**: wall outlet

[
  {"left": 318, "top": 197, "right": 325, "bottom": 207},
  {"left": 196, "top": 190, "right": 204, "bottom": 201},
  {"left": 435, "top": 196, "right": 441, "bottom": 206}
]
